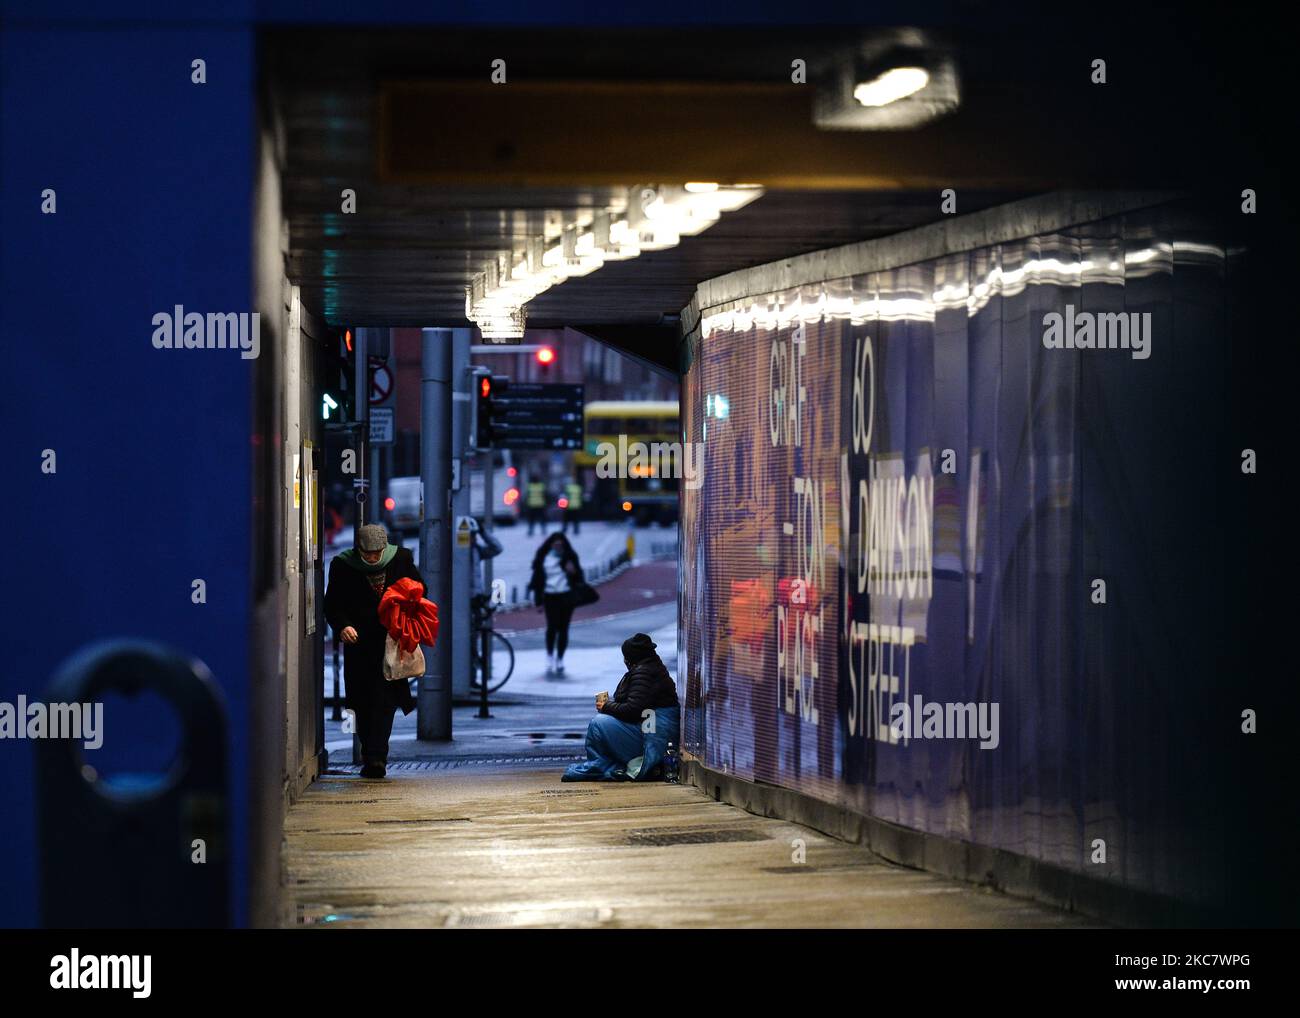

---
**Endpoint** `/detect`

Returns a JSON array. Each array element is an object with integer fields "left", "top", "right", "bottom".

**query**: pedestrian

[
  {"left": 562, "top": 478, "right": 583, "bottom": 535},
  {"left": 324, "top": 523, "right": 426, "bottom": 778},
  {"left": 527, "top": 532, "right": 585, "bottom": 675},
  {"left": 562, "top": 633, "right": 681, "bottom": 781},
  {"left": 524, "top": 476, "right": 548, "bottom": 536}
]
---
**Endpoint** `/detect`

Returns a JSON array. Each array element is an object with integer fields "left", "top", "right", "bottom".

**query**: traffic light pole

[
  {"left": 450, "top": 330, "right": 473, "bottom": 701},
  {"left": 354, "top": 329, "right": 369, "bottom": 527},
  {"left": 479, "top": 447, "right": 494, "bottom": 717},
  {"left": 351, "top": 328, "right": 368, "bottom": 765},
  {"left": 418, "top": 328, "right": 453, "bottom": 740}
]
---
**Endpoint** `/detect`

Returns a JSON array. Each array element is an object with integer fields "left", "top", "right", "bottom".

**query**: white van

[
  {"left": 469, "top": 449, "right": 522, "bottom": 525},
  {"left": 386, "top": 450, "right": 519, "bottom": 534},
  {"left": 385, "top": 475, "right": 423, "bottom": 537}
]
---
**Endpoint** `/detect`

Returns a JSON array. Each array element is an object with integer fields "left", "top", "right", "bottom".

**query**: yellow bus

[{"left": 577, "top": 400, "right": 680, "bottom": 523}]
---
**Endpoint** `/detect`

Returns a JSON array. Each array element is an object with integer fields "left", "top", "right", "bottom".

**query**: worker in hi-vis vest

[
  {"left": 561, "top": 479, "right": 584, "bottom": 536},
  {"left": 525, "top": 477, "right": 548, "bottom": 536}
]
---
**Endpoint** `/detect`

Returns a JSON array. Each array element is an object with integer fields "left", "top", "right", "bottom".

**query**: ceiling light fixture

[
  {"left": 814, "top": 29, "right": 960, "bottom": 130},
  {"left": 464, "top": 183, "right": 765, "bottom": 339},
  {"left": 853, "top": 66, "right": 930, "bottom": 107}
]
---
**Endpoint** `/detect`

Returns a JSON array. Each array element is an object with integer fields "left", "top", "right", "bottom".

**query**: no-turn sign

[{"left": 370, "top": 364, "right": 393, "bottom": 405}]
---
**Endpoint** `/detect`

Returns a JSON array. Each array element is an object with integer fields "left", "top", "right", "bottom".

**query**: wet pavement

[
  {"left": 282, "top": 761, "right": 1099, "bottom": 928},
  {"left": 299, "top": 552, "right": 1096, "bottom": 929}
]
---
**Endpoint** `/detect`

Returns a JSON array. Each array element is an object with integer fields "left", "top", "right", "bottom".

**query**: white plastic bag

[{"left": 383, "top": 634, "right": 425, "bottom": 680}]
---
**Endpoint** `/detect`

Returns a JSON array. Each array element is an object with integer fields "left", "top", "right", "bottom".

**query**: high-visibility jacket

[
  {"left": 564, "top": 481, "right": 583, "bottom": 510},
  {"left": 526, "top": 481, "right": 547, "bottom": 508}
]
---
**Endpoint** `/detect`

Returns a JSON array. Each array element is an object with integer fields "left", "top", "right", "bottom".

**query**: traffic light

[
  {"left": 322, "top": 328, "right": 356, "bottom": 422},
  {"left": 470, "top": 368, "right": 501, "bottom": 451},
  {"left": 535, "top": 345, "right": 555, "bottom": 377}
]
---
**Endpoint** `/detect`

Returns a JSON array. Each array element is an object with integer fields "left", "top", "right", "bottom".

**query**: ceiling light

[
  {"left": 853, "top": 66, "right": 929, "bottom": 106},
  {"left": 814, "top": 29, "right": 960, "bottom": 130},
  {"left": 465, "top": 182, "right": 765, "bottom": 333}
]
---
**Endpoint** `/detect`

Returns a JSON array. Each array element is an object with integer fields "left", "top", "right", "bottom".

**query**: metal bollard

[{"left": 36, "top": 640, "right": 231, "bottom": 928}]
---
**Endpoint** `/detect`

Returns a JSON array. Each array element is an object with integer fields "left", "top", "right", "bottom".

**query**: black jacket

[
  {"left": 527, "top": 545, "right": 585, "bottom": 606},
  {"left": 324, "top": 546, "right": 424, "bottom": 715},
  {"left": 600, "top": 653, "right": 680, "bottom": 724}
]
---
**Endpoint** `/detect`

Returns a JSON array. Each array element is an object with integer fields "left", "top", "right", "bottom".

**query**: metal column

[{"left": 418, "top": 328, "right": 453, "bottom": 740}]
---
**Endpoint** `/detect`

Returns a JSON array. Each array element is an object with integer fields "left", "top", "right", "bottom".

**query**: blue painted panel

[{"left": 1, "top": 24, "right": 254, "bottom": 927}]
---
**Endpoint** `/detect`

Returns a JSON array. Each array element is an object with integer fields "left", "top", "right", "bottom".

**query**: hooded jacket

[{"left": 599, "top": 652, "right": 680, "bottom": 724}]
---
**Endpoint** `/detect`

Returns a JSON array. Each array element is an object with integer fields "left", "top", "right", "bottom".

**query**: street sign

[
  {"left": 370, "top": 364, "right": 393, "bottom": 404},
  {"left": 487, "top": 382, "right": 584, "bottom": 450},
  {"left": 369, "top": 406, "right": 394, "bottom": 445}
]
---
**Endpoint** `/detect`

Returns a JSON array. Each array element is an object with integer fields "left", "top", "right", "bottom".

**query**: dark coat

[
  {"left": 599, "top": 653, "right": 680, "bottom": 724},
  {"left": 324, "top": 546, "right": 424, "bottom": 716},
  {"left": 527, "top": 543, "right": 585, "bottom": 606}
]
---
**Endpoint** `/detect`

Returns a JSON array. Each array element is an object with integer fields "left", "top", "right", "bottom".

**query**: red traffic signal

[{"left": 535, "top": 346, "right": 555, "bottom": 366}]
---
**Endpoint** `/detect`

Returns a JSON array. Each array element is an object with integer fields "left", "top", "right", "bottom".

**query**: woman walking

[
  {"left": 324, "top": 523, "right": 426, "bottom": 778},
  {"left": 527, "top": 532, "right": 586, "bottom": 675}
]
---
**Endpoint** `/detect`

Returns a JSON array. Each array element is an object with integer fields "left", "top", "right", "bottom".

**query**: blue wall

[{"left": 1, "top": 20, "right": 254, "bottom": 927}]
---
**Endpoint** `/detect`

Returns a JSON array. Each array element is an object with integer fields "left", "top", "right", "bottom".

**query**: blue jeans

[{"left": 562, "top": 708, "right": 680, "bottom": 781}]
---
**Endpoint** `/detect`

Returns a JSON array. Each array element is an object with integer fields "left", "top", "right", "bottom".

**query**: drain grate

[
  {"left": 331, "top": 754, "right": 583, "bottom": 774},
  {"left": 627, "top": 826, "right": 770, "bottom": 847},
  {"left": 447, "top": 906, "right": 612, "bottom": 927}
]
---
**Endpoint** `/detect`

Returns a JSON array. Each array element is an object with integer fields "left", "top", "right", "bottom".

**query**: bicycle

[{"left": 469, "top": 592, "right": 515, "bottom": 693}]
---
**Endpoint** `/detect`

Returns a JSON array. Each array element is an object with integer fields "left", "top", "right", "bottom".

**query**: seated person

[{"left": 562, "top": 633, "right": 681, "bottom": 782}]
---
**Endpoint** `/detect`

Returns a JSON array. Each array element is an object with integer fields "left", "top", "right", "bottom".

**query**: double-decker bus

[{"left": 576, "top": 400, "right": 680, "bottom": 524}]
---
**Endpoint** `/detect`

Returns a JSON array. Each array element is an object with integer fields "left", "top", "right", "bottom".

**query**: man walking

[
  {"left": 324, "top": 523, "right": 425, "bottom": 778},
  {"left": 562, "top": 478, "right": 583, "bottom": 535},
  {"left": 525, "top": 476, "right": 548, "bottom": 536}
]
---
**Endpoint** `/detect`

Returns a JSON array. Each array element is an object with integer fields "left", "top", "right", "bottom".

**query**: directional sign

[
  {"left": 487, "top": 382, "right": 584, "bottom": 450},
  {"left": 370, "top": 364, "right": 393, "bottom": 404}
]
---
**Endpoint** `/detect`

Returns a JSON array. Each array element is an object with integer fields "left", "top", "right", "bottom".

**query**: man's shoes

[{"left": 359, "top": 763, "right": 386, "bottom": 779}]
